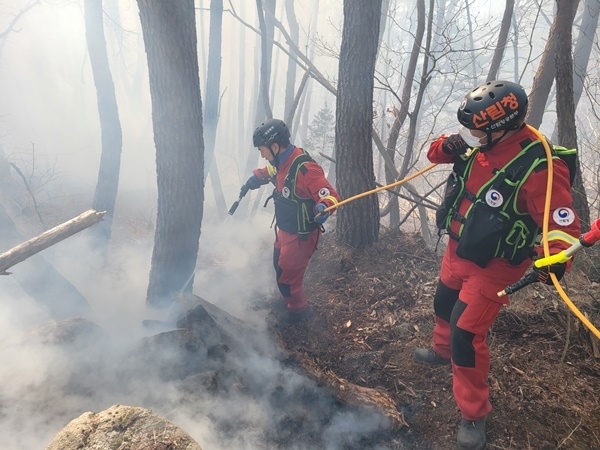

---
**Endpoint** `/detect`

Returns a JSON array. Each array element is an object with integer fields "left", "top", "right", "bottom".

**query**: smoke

[
  {"left": 0, "top": 207, "right": 394, "bottom": 450},
  {"left": 0, "top": 1, "right": 393, "bottom": 449}
]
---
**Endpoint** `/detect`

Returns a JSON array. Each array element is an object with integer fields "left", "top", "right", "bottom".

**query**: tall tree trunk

[
  {"left": 239, "top": 0, "right": 275, "bottom": 218},
  {"left": 464, "top": 0, "right": 477, "bottom": 85},
  {"left": 203, "top": 0, "right": 227, "bottom": 219},
  {"left": 84, "top": 0, "right": 123, "bottom": 251},
  {"left": 384, "top": 0, "right": 425, "bottom": 229},
  {"left": 236, "top": 0, "right": 247, "bottom": 153},
  {"left": 255, "top": 0, "right": 274, "bottom": 120},
  {"left": 283, "top": 0, "right": 299, "bottom": 121},
  {"left": 137, "top": 0, "right": 205, "bottom": 308},
  {"left": 572, "top": 0, "right": 599, "bottom": 110},
  {"left": 526, "top": 2, "right": 560, "bottom": 128},
  {"left": 555, "top": 0, "right": 589, "bottom": 231},
  {"left": 400, "top": 0, "right": 435, "bottom": 245},
  {"left": 335, "top": 0, "right": 382, "bottom": 247},
  {"left": 487, "top": 0, "right": 515, "bottom": 81},
  {"left": 552, "top": 0, "right": 600, "bottom": 141}
]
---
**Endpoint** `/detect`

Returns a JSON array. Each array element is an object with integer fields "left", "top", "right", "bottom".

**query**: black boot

[
  {"left": 414, "top": 348, "right": 451, "bottom": 366},
  {"left": 457, "top": 417, "right": 486, "bottom": 450},
  {"left": 279, "top": 306, "right": 314, "bottom": 325}
]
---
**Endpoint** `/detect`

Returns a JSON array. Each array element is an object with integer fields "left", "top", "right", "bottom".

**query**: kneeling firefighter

[
  {"left": 242, "top": 118, "right": 340, "bottom": 324},
  {"left": 415, "top": 80, "right": 580, "bottom": 450}
]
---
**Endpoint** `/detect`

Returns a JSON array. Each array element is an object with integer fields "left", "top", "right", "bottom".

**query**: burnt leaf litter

[{"left": 274, "top": 229, "right": 600, "bottom": 449}]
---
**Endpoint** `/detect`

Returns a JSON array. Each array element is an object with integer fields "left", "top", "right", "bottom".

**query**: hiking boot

[
  {"left": 271, "top": 298, "right": 289, "bottom": 313},
  {"left": 414, "top": 348, "right": 451, "bottom": 366},
  {"left": 457, "top": 418, "right": 487, "bottom": 450},
  {"left": 279, "top": 306, "right": 314, "bottom": 324}
]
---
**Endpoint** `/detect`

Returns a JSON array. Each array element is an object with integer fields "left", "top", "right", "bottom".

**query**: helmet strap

[
  {"left": 480, "top": 129, "right": 509, "bottom": 152},
  {"left": 269, "top": 144, "right": 279, "bottom": 168}
]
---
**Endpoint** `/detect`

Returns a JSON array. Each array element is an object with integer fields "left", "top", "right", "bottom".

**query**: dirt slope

[{"left": 277, "top": 229, "right": 600, "bottom": 449}]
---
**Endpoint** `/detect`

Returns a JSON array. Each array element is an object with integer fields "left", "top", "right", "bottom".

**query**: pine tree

[{"left": 304, "top": 103, "right": 335, "bottom": 185}]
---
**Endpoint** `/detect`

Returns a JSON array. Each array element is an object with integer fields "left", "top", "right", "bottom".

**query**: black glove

[
  {"left": 245, "top": 174, "right": 268, "bottom": 191},
  {"left": 533, "top": 261, "right": 567, "bottom": 285},
  {"left": 441, "top": 134, "right": 470, "bottom": 155}
]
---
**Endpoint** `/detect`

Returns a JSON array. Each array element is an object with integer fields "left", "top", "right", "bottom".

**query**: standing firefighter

[
  {"left": 415, "top": 80, "right": 580, "bottom": 450},
  {"left": 243, "top": 118, "right": 340, "bottom": 324}
]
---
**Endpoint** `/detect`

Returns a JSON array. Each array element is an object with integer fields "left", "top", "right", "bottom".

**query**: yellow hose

[
  {"left": 323, "top": 163, "right": 438, "bottom": 213},
  {"left": 526, "top": 125, "right": 600, "bottom": 340}
]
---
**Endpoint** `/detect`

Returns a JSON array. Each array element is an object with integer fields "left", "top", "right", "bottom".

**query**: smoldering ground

[{"left": 0, "top": 211, "right": 397, "bottom": 450}]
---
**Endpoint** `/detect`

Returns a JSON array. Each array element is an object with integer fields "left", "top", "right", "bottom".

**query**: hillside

[{"left": 277, "top": 229, "right": 600, "bottom": 449}]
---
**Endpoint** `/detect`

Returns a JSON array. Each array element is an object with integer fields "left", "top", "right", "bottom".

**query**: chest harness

[
  {"left": 265, "top": 151, "right": 321, "bottom": 236},
  {"left": 436, "top": 139, "right": 576, "bottom": 268}
]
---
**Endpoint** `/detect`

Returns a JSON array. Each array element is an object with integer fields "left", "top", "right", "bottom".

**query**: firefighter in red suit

[
  {"left": 243, "top": 119, "right": 340, "bottom": 324},
  {"left": 415, "top": 81, "right": 580, "bottom": 450}
]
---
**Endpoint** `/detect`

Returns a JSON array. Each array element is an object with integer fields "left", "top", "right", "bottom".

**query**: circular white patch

[
  {"left": 318, "top": 187, "right": 330, "bottom": 198},
  {"left": 485, "top": 189, "right": 503, "bottom": 207},
  {"left": 282, "top": 186, "right": 291, "bottom": 198},
  {"left": 553, "top": 207, "right": 575, "bottom": 226}
]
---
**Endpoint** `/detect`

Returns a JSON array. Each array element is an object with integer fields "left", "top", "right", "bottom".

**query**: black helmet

[
  {"left": 252, "top": 119, "right": 290, "bottom": 147},
  {"left": 457, "top": 80, "right": 528, "bottom": 132}
]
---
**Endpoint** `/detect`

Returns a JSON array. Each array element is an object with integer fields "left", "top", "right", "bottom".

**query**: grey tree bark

[
  {"left": 555, "top": 0, "right": 589, "bottom": 232},
  {"left": 335, "top": 0, "right": 382, "bottom": 247},
  {"left": 283, "top": 0, "right": 299, "bottom": 122},
  {"left": 486, "top": 0, "right": 515, "bottom": 81},
  {"left": 137, "top": 0, "right": 205, "bottom": 308},
  {"left": 255, "top": 0, "right": 274, "bottom": 120},
  {"left": 526, "top": 2, "right": 560, "bottom": 128},
  {"left": 203, "top": 0, "right": 227, "bottom": 220},
  {"left": 238, "top": 0, "right": 275, "bottom": 218},
  {"left": 384, "top": 0, "right": 425, "bottom": 229},
  {"left": 84, "top": 0, "right": 123, "bottom": 251},
  {"left": 572, "top": 0, "right": 599, "bottom": 110},
  {"left": 552, "top": 0, "right": 600, "bottom": 141}
]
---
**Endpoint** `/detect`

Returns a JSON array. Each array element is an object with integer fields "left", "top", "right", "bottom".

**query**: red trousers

[
  {"left": 432, "top": 240, "right": 529, "bottom": 420},
  {"left": 273, "top": 229, "right": 319, "bottom": 312}
]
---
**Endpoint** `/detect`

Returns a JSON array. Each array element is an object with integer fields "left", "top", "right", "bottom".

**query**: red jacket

[
  {"left": 429, "top": 126, "right": 580, "bottom": 263},
  {"left": 253, "top": 146, "right": 340, "bottom": 212}
]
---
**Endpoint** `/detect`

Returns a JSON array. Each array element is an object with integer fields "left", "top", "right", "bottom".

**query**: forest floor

[{"left": 276, "top": 228, "right": 600, "bottom": 449}]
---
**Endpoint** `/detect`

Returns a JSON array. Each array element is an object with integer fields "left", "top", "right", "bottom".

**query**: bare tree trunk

[
  {"left": 555, "top": 0, "right": 589, "bottom": 232},
  {"left": 335, "top": 0, "right": 382, "bottom": 247},
  {"left": 384, "top": 0, "right": 425, "bottom": 228},
  {"left": 400, "top": 0, "right": 435, "bottom": 245},
  {"left": 239, "top": 0, "right": 275, "bottom": 218},
  {"left": 203, "top": 0, "right": 227, "bottom": 220},
  {"left": 283, "top": 0, "right": 299, "bottom": 121},
  {"left": 0, "top": 210, "right": 105, "bottom": 275},
  {"left": 236, "top": 1, "right": 247, "bottom": 153},
  {"left": 0, "top": 203, "right": 89, "bottom": 319},
  {"left": 464, "top": 0, "right": 477, "bottom": 85},
  {"left": 84, "top": 0, "right": 123, "bottom": 251},
  {"left": 526, "top": 2, "right": 561, "bottom": 128},
  {"left": 256, "top": 0, "right": 274, "bottom": 120},
  {"left": 203, "top": 0, "right": 223, "bottom": 177},
  {"left": 552, "top": 0, "right": 600, "bottom": 141},
  {"left": 137, "top": 0, "right": 205, "bottom": 308},
  {"left": 572, "top": 0, "right": 599, "bottom": 110},
  {"left": 487, "top": 0, "right": 514, "bottom": 81}
]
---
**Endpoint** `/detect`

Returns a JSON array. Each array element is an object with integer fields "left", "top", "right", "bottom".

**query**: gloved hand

[
  {"left": 533, "top": 261, "right": 567, "bottom": 285},
  {"left": 441, "top": 134, "right": 470, "bottom": 155},
  {"left": 245, "top": 174, "right": 268, "bottom": 191},
  {"left": 314, "top": 202, "right": 330, "bottom": 224}
]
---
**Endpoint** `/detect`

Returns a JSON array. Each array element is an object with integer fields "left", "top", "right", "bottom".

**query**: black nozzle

[{"left": 228, "top": 200, "right": 240, "bottom": 216}]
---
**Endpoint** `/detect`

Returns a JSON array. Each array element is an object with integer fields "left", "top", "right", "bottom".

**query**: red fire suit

[
  {"left": 253, "top": 146, "right": 340, "bottom": 312},
  {"left": 428, "top": 126, "right": 580, "bottom": 421}
]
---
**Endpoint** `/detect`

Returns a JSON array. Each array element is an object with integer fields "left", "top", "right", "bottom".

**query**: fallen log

[
  {"left": 294, "top": 351, "right": 409, "bottom": 431},
  {"left": 0, "top": 209, "right": 105, "bottom": 275}
]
